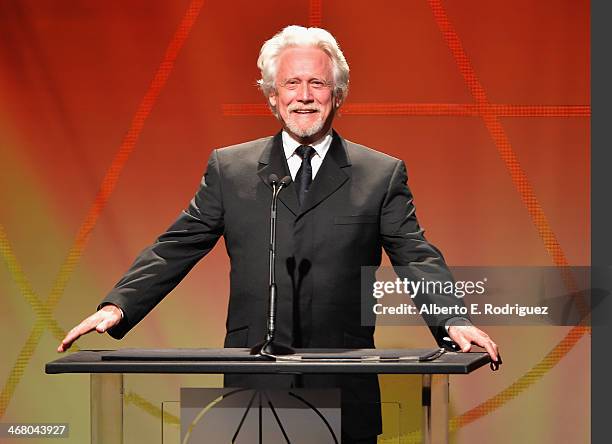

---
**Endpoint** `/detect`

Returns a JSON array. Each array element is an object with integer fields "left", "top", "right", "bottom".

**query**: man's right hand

[{"left": 57, "top": 304, "right": 122, "bottom": 353}]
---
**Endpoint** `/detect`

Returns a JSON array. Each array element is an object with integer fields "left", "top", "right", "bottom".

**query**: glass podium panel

[{"left": 92, "top": 373, "right": 449, "bottom": 444}]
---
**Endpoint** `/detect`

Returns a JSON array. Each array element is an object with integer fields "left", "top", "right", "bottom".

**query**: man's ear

[
  {"left": 268, "top": 94, "right": 277, "bottom": 108},
  {"left": 333, "top": 92, "right": 344, "bottom": 109}
]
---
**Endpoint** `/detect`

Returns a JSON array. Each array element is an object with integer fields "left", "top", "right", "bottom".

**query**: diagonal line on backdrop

[
  {"left": 222, "top": 103, "right": 590, "bottom": 117},
  {"left": 428, "top": 0, "right": 578, "bottom": 269},
  {"left": 0, "top": 226, "right": 85, "bottom": 418},
  {"left": 46, "top": 0, "right": 205, "bottom": 311},
  {"left": 425, "top": 0, "right": 590, "bottom": 426},
  {"left": 399, "top": 323, "right": 589, "bottom": 444},
  {"left": 0, "top": 0, "right": 205, "bottom": 419},
  {"left": 0, "top": 225, "right": 69, "bottom": 343},
  {"left": 428, "top": 0, "right": 588, "bottom": 311},
  {"left": 449, "top": 324, "right": 587, "bottom": 431}
]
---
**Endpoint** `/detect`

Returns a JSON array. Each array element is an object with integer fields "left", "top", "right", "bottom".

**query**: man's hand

[
  {"left": 448, "top": 325, "right": 499, "bottom": 363},
  {"left": 57, "top": 305, "right": 122, "bottom": 353}
]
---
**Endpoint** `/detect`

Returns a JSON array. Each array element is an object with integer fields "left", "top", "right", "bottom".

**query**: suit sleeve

[
  {"left": 380, "top": 159, "right": 466, "bottom": 343},
  {"left": 98, "top": 149, "right": 225, "bottom": 339}
]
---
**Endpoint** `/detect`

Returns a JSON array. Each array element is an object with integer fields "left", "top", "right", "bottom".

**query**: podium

[{"left": 46, "top": 348, "right": 491, "bottom": 444}]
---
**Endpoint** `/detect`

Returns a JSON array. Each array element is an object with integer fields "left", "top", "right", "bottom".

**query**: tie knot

[{"left": 295, "top": 145, "right": 315, "bottom": 160}]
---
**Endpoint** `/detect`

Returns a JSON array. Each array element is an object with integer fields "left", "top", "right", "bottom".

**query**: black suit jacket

[{"left": 100, "top": 130, "right": 460, "bottom": 439}]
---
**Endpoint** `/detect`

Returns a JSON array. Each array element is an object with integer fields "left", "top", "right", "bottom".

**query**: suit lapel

[
  {"left": 257, "top": 132, "right": 300, "bottom": 216},
  {"left": 298, "top": 130, "right": 351, "bottom": 216}
]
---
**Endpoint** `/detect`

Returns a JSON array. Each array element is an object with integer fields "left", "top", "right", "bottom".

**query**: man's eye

[
  {"left": 284, "top": 80, "right": 300, "bottom": 89},
  {"left": 310, "top": 80, "right": 326, "bottom": 88}
]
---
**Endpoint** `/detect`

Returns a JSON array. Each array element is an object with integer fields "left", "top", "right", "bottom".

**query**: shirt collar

[{"left": 282, "top": 129, "right": 333, "bottom": 160}]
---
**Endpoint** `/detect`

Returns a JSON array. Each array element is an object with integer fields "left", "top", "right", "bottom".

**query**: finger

[
  {"left": 489, "top": 341, "right": 500, "bottom": 362},
  {"left": 468, "top": 334, "right": 498, "bottom": 362},
  {"left": 453, "top": 333, "right": 472, "bottom": 353},
  {"left": 58, "top": 332, "right": 77, "bottom": 353},
  {"left": 58, "top": 329, "right": 82, "bottom": 352},
  {"left": 482, "top": 341, "right": 498, "bottom": 362},
  {"left": 57, "top": 318, "right": 98, "bottom": 352}
]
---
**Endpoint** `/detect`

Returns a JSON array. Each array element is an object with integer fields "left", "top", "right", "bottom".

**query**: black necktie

[{"left": 295, "top": 145, "right": 315, "bottom": 206}]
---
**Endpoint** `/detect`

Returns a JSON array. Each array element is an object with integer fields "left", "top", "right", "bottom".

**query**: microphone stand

[{"left": 250, "top": 175, "right": 295, "bottom": 357}]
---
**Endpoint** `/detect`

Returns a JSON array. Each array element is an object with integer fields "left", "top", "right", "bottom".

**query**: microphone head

[
  {"left": 268, "top": 174, "right": 279, "bottom": 186},
  {"left": 279, "top": 176, "right": 292, "bottom": 187}
]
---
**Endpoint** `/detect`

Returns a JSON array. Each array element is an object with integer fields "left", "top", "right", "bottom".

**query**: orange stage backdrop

[{"left": 0, "top": 1, "right": 589, "bottom": 443}]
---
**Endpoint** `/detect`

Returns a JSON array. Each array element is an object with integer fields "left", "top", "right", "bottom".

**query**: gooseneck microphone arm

[
  {"left": 250, "top": 174, "right": 295, "bottom": 357},
  {"left": 267, "top": 174, "right": 285, "bottom": 341}
]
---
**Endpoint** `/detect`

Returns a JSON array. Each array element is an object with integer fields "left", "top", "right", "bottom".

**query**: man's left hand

[{"left": 448, "top": 325, "right": 500, "bottom": 363}]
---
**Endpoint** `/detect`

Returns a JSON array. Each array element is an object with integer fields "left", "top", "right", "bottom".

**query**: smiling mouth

[{"left": 292, "top": 109, "right": 318, "bottom": 114}]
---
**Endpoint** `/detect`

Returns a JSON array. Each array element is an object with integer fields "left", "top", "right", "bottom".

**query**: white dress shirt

[{"left": 282, "top": 130, "right": 333, "bottom": 180}]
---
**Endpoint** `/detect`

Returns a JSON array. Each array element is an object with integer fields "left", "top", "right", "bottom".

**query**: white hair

[{"left": 257, "top": 25, "right": 350, "bottom": 103}]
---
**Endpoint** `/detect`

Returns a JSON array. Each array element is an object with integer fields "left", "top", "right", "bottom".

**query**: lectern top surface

[{"left": 46, "top": 348, "right": 491, "bottom": 375}]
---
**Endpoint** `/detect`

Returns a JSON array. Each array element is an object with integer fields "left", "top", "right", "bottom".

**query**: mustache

[{"left": 287, "top": 104, "right": 321, "bottom": 113}]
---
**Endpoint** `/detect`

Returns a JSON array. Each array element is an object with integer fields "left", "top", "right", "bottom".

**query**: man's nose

[{"left": 296, "top": 82, "right": 314, "bottom": 102}]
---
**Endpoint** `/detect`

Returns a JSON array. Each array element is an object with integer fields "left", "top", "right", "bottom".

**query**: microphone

[
  {"left": 250, "top": 173, "right": 295, "bottom": 357},
  {"left": 268, "top": 174, "right": 291, "bottom": 188},
  {"left": 279, "top": 175, "right": 292, "bottom": 187}
]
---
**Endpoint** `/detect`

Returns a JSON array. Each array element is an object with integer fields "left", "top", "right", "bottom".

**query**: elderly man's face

[{"left": 269, "top": 46, "right": 339, "bottom": 143}]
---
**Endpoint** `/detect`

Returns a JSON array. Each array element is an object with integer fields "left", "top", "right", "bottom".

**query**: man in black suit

[{"left": 59, "top": 25, "right": 499, "bottom": 443}]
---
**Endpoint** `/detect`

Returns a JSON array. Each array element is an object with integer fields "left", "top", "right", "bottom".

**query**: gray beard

[{"left": 284, "top": 115, "right": 325, "bottom": 138}]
